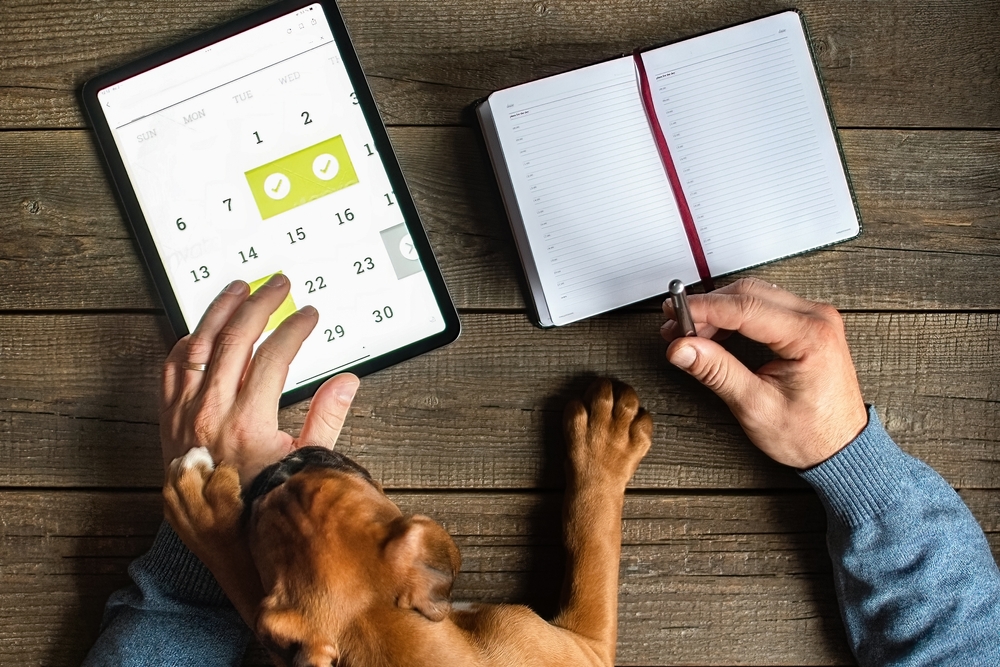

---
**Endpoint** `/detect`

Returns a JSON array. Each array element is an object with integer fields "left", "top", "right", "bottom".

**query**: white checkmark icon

[
  {"left": 264, "top": 172, "right": 290, "bottom": 200},
  {"left": 312, "top": 153, "right": 339, "bottom": 180}
]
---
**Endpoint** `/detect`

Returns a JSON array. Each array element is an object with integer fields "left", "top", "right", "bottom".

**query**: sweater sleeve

[
  {"left": 800, "top": 407, "right": 1000, "bottom": 666},
  {"left": 82, "top": 522, "right": 252, "bottom": 667}
]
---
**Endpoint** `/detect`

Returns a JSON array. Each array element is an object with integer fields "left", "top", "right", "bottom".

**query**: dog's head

[{"left": 243, "top": 447, "right": 461, "bottom": 666}]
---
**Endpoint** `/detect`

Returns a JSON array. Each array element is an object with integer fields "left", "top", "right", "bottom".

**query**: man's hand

[
  {"left": 160, "top": 274, "right": 360, "bottom": 486},
  {"left": 661, "top": 278, "right": 867, "bottom": 469}
]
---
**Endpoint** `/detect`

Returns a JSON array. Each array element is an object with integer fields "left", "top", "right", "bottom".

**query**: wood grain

[
  {"left": 0, "top": 0, "right": 998, "bottom": 129},
  {"left": 0, "top": 490, "right": 844, "bottom": 666},
  {"left": 2, "top": 489, "right": 996, "bottom": 666},
  {"left": 2, "top": 312, "right": 998, "bottom": 489},
  {"left": 1, "top": 129, "right": 998, "bottom": 312},
  {"left": 2, "top": 2, "right": 998, "bottom": 665}
]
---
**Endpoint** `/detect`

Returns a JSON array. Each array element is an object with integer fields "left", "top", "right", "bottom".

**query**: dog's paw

[
  {"left": 163, "top": 447, "right": 244, "bottom": 553},
  {"left": 563, "top": 379, "right": 653, "bottom": 488},
  {"left": 178, "top": 445, "right": 214, "bottom": 473}
]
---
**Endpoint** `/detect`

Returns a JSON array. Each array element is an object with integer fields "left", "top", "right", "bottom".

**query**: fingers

[
  {"left": 162, "top": 281, "right": 250, "bottom": 408},
  {"left": 660, "top": 320, "right": 728, "bottom": 343},
  {"left": 662, "top": 278, "right": 812, "bottom": 319},
  {"left": 683, "top": 292, "right": 820, "bottom": 358},
  {"left": 162, "top": 335, "right": 190, "bottom": 410},
  {"left": 712, "top": 278, "right": 818, "bottom": 312},
  {"left": 236, "top": 305, "right": 320, "bottom": 415},
  {"left": 661, "top": 278, "right": 820, "bottom": 350},
  {"left": 666, "top": 336, "right": 777, "bottom": 411},
  {"left": 203, "top": 274, "right": 293, "bottom": 401},
  {"left": 297, "top": 373, "right": 361, "bottom": 449}
]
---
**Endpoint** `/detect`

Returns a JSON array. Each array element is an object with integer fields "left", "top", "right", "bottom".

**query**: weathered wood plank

[
  {"left": 1, "top": 129, "right": 998, "bottom": 312},
  {"left": 2, "top": 489, "right": 996, "bottom": 665},
  {"left": 0, "top": 0, "right": 998, "bottom": 129},
  {"left": 2, "top": 312, "right": 998, "bottom": 489},
  {"left": 5, "top": 491, "right": 846, "bottom": 665}
]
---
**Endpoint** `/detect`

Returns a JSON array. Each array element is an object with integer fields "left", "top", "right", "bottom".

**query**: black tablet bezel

[{"left": 81, "top": 0, "right": 460, "bottom": 406}]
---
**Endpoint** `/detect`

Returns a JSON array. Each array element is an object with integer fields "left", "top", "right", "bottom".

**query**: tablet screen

[{"left": 95, "top": 3, "right": 447, "bottom": 392}]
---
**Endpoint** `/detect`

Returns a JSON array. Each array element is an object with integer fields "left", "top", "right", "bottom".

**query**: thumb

[
  {"left": 667, "top": 337, "right": 763, "bottom": 410},
  {"left": 297, "top": 373, "right": 360, "bottom": 449}
]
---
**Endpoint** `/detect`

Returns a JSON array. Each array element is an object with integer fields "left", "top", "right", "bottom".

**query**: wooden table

[{"left": 1, "top": 1, "right": 998, "bottom": 664}]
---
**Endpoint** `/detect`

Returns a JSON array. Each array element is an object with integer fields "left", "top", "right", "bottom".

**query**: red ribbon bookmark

[{"left": 633, "top": 50, "right": 714, "bottom": 291}]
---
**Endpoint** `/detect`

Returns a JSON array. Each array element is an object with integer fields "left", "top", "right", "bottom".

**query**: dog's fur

[{"left": 164, "top": 379, "right": 652, "bottom": 666}]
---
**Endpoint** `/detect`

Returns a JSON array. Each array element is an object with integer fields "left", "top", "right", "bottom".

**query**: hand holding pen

[{"left": 659, "top": 277, "right": 868, "bottom": 469}]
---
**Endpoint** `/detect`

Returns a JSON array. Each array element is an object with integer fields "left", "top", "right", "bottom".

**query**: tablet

[{"left": 82, "top": 0, "right": 460, "bottom": 406}]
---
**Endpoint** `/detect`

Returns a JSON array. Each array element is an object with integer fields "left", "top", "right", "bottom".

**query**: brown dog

[{"left": 164, "top": 379, "right": 652, "bottom": 666}]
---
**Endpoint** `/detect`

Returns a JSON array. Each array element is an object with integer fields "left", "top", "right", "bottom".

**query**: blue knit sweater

[{"left": 83, "top": 408, "right": 1000, "bottom": 665}]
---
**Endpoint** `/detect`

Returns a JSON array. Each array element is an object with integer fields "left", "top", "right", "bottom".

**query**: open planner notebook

[{"left": 477, "top": 11, "right": 861, "bottom": 327}]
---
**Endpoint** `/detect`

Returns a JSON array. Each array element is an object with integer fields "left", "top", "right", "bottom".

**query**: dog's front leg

[
  {"left": 554, "top": 379, "right": 652, "bottom": 666},
  {"left": 163, "top": 447, "right": 265, "bottom": 628}
]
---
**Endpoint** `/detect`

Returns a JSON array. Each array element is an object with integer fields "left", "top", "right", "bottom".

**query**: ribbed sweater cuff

[
  {"left": 134, "top": 522, "right": 230, "bottom": 607},
  {"left": 799, "top": 406, "right": 912, "bottom": 529}
]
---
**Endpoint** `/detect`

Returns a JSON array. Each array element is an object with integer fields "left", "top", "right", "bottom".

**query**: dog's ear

[{"left": 384, "top": 515, "right": 461, "bottom": 622}]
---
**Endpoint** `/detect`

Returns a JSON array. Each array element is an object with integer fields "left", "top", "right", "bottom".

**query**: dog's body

[{"left": 164, "top": 379, "right": 652, "bottom": 666}]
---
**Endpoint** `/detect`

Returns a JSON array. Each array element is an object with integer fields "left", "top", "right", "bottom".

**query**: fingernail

[
  {"left": 335, "top": 376, "right": 360, "bottom": 402},
  {"left": 300, "top": 305, "right": 318, "bottom": 317},
  {"left": 670, "top": 345, "right": 697, "bottom": 370},
  {"left": 660, "top": 320, "right": 676, "bottom": 341},
  {"left": 224, "top": 280, "right": 247, "bottom": 294},
  {"left": 267, "top": 273, "right": 287, "bottom": 287}
]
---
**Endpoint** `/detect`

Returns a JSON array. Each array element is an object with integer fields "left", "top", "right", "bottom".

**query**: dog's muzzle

[{"left": 243, "top": 446, "right": 375, "bottom": 522}]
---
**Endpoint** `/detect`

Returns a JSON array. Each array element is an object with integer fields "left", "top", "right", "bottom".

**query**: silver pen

[{"left": 668, "top": 280, "right": 697, "bottom": 337}]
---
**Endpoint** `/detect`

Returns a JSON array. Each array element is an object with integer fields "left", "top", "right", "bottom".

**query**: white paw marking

[{"left": 181, "top": 446, "right": 215, "bottom": 471}]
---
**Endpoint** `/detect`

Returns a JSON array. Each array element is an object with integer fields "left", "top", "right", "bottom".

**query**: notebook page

[
  {"left": 640, "top": 12, "right": 860, "bottom": 276},
  {"left": 478, "top": 100, "right": 554, "bottom": 325},
  {"left": 487, "top": 57, "right": 699, "bottom": 326}
]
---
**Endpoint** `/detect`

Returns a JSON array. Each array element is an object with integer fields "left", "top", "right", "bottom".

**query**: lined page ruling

[
  {"left": 487, "top": 57, "right": 698, "bottom": 326},
  {"left": 641, "top": 11, "right": 859, "bottom": 277}
]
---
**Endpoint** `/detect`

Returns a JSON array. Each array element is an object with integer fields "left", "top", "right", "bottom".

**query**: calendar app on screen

[{"left": 98, "top": 3, "right": 446, "bottom": 392}]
